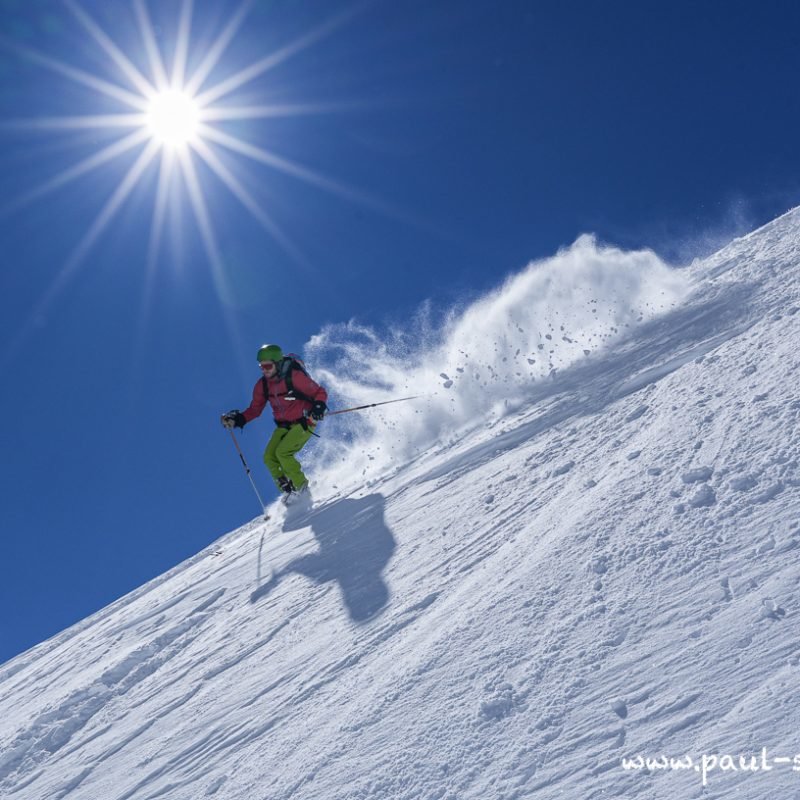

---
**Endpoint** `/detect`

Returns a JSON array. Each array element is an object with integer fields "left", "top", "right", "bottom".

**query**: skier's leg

[
  {"left": 263, "top": 428, "right": 290, "bottom": 488},
  {"left": 274, "top": 424, "right": 314, "bottom": 489}
]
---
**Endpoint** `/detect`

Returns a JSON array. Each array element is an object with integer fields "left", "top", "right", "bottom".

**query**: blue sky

[{"left": 0, "top": 0, "right": 798, "bottom": 666}]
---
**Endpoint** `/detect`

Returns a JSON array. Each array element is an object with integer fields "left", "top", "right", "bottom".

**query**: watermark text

[{"left": 622, "top": 748, "right": 800, "bottom": 786}]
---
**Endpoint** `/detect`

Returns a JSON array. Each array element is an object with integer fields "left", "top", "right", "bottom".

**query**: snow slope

[{"left": 2, "top": 210, "right": 800, "bottom": 800}]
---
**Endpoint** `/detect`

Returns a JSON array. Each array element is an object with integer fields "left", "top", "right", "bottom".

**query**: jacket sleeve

[
  {"left": 293, "top": 371, "right": 328, "bottom": 404},
  {"left": 242, "top": 379, "right": 268, "bottom": 423}
]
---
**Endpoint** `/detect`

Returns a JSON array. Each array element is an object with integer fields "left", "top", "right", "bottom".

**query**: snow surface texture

[{"left": 2, "top": 211, "right": 800, "bottom": 799}]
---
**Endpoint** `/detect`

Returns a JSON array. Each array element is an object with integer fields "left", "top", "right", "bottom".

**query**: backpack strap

[{"left": 266, "top": 357, "right": 315, "bottom": 403}]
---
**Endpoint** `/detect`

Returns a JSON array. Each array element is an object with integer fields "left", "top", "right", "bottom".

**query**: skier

[{"left": 221, "top": 344, "right": 328, "bottom": 502}]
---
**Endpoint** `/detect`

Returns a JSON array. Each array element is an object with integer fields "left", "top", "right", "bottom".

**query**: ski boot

[
  {"left": 278, "top": 476, "right": 296, "bottom": 505},
  {"left": 283, "top": 481, "right": 311, "bottom": 508}
]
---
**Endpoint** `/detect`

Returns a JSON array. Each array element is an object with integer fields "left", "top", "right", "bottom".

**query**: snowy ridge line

[
  {"left": 691, "top": 205, "right": 800, "bottom": 282},
  {"left": 0, "top": 518, "right": 263, "bottom": 689}
]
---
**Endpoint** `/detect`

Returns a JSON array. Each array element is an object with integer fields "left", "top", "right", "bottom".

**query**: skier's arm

[{"left": 242, "top": 379, "right": 268, "bottom": 424}]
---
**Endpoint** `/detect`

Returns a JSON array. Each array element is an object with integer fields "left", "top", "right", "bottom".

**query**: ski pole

[
  {"left": 227, "top": 429, "right": 269, "bottom": 519},
  {"left": 327, "top": 395, "right": 422, "bottom": 416}
]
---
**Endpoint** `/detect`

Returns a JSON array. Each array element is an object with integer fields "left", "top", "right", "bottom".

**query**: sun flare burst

[{"left": 1, "top": 0, "right": 378, "bottom": 360}]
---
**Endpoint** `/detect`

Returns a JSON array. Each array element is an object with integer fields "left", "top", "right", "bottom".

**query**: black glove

[
  {"left": 309, "top": 401, "right": 327, "bottom": 421},
  {"left": 221, "top": 410, "right": 247, "bottom": 430}
]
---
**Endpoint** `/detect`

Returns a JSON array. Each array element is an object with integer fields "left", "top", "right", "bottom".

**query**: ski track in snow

[{"left": 2, "top": 210, "right": 800, "bottom": 799}]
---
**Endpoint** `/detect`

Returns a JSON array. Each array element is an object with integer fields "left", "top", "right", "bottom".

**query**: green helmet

[{"left": 256, "top": 343, "right": 283, "bottom": 363}]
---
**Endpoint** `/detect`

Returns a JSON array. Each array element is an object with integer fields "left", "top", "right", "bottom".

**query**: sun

[
  {"left": 145, "top": 90, "right": 199, "bottom": 148},
  {"left": 1, "top": 0, "right": 376, "bottom": 361}
]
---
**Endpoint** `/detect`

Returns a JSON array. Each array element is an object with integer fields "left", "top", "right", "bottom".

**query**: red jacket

[{"left": 242, "top": 366, "right": 328, "bottom": 426}]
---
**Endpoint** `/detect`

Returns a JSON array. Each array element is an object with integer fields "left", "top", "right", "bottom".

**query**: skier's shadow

[{"left": 250, "top": 493, "right": 396, "bottom": 623}]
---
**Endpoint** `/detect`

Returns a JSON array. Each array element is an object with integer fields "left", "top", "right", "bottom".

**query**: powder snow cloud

[{"left": 305, "top": 235, "right": 689, "bottom": 491}]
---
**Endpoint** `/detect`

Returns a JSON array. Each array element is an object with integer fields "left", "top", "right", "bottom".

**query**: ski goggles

[{"left": 259, "top": 361, "right": 278, "bottom": 372}]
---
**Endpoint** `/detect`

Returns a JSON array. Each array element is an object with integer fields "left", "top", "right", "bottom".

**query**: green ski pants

[{"left": 263, "top": 423, "right": 314, "bottom": 490}]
